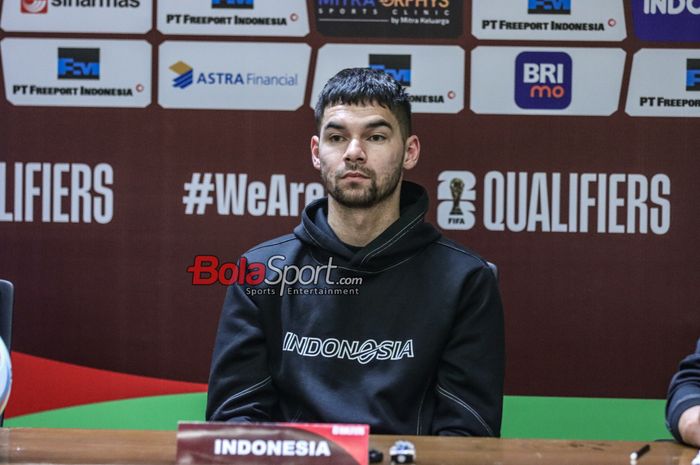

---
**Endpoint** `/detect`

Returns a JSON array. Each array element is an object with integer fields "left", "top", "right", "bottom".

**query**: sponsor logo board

[
  {"left": 626, "top": 49, "right": 700, "bottom": 117},
  {"left": 472, "top": 0, "right": 626, "bottom": 41},
  {"left": 437, "top": 171, "right": 671, "bottom": 235},
  {"left": 159, "top": 42, "right": 310, "bottom": 110},
  {"left": 631, "top": 0, "right": 700, "bottom": 42},
  {"left": 157, "top": 0, "right": 308, "bottom": 36},
  {"left": 528, "top": 0, "right": 571, "bottom": 14},
  {"left": 369, "top": 54, "right": 411, "bottom": 86},
  {"left": 21, "top": 0, "right": 48, "bottom": 14},
  {"left": 688, "top": 59, "right": 700, "bottom": 91},
  {"left": 315, "top": 0, "right": 462, "bottom": 38},
  {"left": 212, "top": 0, "right": 254, "bottom": 9},
  {"left": 470, "top": 46, "right": 625, "bottom": 116},
  {"left": 2, "top": 38, "right": 150, "bottom": 108},
  {"left": 57, "top": 48, "right": 100, "bottom": 80},
  {"left": 514, "top": 51, "right": 572, "bottom": 110},
  {"left": 2, "top": 0, "right": 150, "bottom": 33},
  {"left": 312, "top": 44, "right": 464, "bottom": 114}
]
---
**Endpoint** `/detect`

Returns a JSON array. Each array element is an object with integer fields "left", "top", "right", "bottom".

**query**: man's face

[{"left": 310, "top": 103, "right": 418, "bottom": 209}]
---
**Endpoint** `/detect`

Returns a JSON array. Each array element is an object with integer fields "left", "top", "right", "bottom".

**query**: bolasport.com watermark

[{"left": 186, "top": 255, "right": 362, "bottom": 296}]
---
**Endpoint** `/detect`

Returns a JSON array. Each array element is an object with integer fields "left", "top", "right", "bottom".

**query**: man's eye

[
  {"left": 328, "top": 134, "right": 345, "bottom": 142},
  {"left": 368, "top": 134, "right": 386, "bottom": 142}
]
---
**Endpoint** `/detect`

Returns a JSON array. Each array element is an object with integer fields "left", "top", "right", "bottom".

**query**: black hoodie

[
  {"left": 666, "top": 339, "right": 700, "bottom": 443},
  {"left": 206, "top": 181, "right": 505, "bottom": 436}
]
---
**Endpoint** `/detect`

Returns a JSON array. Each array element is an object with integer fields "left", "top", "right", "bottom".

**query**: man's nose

[{"left": 343, "top": 138, "right": 366, "bottom": 163}]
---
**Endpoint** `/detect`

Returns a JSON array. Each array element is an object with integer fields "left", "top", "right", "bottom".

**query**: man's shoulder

[
  {"left": 242, "top": 233, "right": 301, "bottom": 260},
  {"left": 430, "top": 237, "right": 494, "bottom": 274}
]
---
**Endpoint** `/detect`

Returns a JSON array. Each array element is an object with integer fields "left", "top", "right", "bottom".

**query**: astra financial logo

[
  {"left": 515, "top": 51, "right": 572, "bottom": 110},
  {"left": 21, "top": 0, "right": 48, "bottom": 13},
  {"left": 369, "top": 54, "right": 411, "bottom": 86},
  {"left": 212, "top": 0, "right": 253, "bottom": 9},
  {"left": 528, "top": 0, "right": 571, "bottom": 14},
  {"left": 167, "top": 63, "right": 298, "bottom": 88},
  {"left": 170, "top": 61, "right": 194, "bottom": 89},
  {"left": 58, "top": 48, "right": 100, "bottom": 80},
  {"left": 687, "top": 59, "right": 700, "bottom": 91}
]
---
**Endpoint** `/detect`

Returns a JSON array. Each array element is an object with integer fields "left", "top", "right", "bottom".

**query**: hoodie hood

[{"left": 294, "top": 181, "right": 441, "bottom": 271}]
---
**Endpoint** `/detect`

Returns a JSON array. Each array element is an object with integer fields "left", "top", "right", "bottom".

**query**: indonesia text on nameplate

[{"left": 176, "top": 421, "right": 369, "bottom": 465}]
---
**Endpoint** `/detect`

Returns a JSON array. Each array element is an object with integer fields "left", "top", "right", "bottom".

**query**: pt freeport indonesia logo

[
  {"left": 369, "top": 54, "right": 411, "bottom": 86},
  {"left": 58, "top": 48, "right": 100, "bottom": 80},
  {"left": 528, "top": 0, "right": 571, "bottom": 14},
  {"left": 186, "top": 255, "right": 363, "bottom": 295},
  {"left": 212, "top": 0, "right": 253, "bottom": 9},
  {"left": 688, "top": 59, "right": 700, "bottom": 91}
]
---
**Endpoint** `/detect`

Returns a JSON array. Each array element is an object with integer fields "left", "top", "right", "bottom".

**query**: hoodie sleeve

[
  {"left": 206, "top": 283, "right": 278, "bottom": 422},
  {"left": 431, "top": 265, "right": 505, "bottom": 437},
  {"left": 666, "top": 339, "right": 700, "bottom": 443}
]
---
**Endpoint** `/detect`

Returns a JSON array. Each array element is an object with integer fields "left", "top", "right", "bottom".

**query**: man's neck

[{"left": 327, "top": 190, "right": 401, "bottom": 248}]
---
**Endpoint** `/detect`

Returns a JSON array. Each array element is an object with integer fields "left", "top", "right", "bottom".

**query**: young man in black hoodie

[
  {"left": 666, "top": 338, "right": 700, "bottom": 447},
  {"left": 206, "top": 68, "right": 505, "bottom": 436}
]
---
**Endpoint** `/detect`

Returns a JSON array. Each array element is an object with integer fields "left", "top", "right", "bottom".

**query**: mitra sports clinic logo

[
  {"left": 170, "top": 61, "right": 194, "bottom": 89},
  {"left": 21, "top": 0, "right": 48, "bottom": 14}
]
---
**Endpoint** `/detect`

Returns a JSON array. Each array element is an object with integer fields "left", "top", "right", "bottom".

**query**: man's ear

[
  {"left": 310, "top": 135, "right": 321, "bottom": 171},
  {"left": 403, "top": 135, "right": 420, "bottom": 170}
]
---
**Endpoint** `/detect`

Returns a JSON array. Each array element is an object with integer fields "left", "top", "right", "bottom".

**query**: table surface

[{"left": 0, "top": 427, "right": 697, "bottom": 465}]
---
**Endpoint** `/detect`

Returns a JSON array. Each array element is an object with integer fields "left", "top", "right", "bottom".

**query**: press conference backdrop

[{"left": 0, "top": 0, "right": 699, "bottom": 440}]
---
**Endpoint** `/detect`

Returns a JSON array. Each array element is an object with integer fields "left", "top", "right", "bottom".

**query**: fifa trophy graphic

[{"left": 449, "top": 178, "right": 464, "bottom": 215}]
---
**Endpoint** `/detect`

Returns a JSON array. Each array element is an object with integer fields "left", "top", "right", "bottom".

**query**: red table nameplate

[{"left": 176, "top": 421, "right": 369, "bottom": 465}]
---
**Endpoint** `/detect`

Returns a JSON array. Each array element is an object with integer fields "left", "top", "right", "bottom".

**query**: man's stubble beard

[{"left": 321, "top": 159, "right": 404, "bottom": 209}]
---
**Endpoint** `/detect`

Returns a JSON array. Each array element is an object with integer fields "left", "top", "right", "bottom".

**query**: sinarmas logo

[{"left": 282, "top": 331, "right": 414, "bottom": 365}]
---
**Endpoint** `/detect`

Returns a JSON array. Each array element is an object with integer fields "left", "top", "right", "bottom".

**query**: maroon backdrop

[{"left": 1, "top": 0, "right": 699, "bottom": 405}]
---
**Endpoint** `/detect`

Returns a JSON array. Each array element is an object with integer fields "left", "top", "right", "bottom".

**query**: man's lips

[{"left": 341, "top": 171, "right": 369, "bottom": 179}]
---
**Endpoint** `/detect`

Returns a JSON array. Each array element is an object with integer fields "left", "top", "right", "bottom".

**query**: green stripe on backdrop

[
  {"left": 5, "top": 393, "right": 206, "bottom": 431},
  {"left": 502, "top": 396, "right": 671, "bottom": 441},
  {"left": 5, "top": 394, "right": 673, "bottom": 441}
]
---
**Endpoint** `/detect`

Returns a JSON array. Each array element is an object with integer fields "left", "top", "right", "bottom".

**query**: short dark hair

[{"left": 314, "top": 67, "right": 412, "bottom": 140}]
